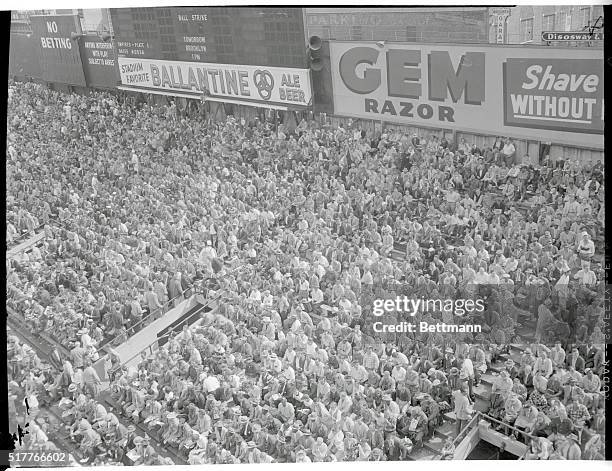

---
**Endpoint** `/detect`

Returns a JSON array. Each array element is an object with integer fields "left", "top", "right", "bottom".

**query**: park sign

[{"left": 328, "top": 40, "right": 603, "bottom": 149}]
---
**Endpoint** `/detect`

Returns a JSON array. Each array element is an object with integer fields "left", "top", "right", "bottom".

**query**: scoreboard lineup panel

[{"left": 110, "top": 7, "right": 308, "bottom": 68}]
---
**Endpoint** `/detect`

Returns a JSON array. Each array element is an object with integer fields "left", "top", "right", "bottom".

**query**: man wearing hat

[
  {"left": 556, "top": 432, "right": 582, "bottom": 460},
  {"left": 70, "top": 341, "right": 86, "bottom": 370},
  {"left": 574, "top": 260, "right": 597, "bottom": 287},
  {"left": 237, "top": 415, "right": 253, "bottom": 441},
  {"left": 119, "top": 424, "right": 137, "bottom": 451},
  {"left": 447, "top": 367, "right": 461, "bottom": 391},
  {"left": 82, "top": 360, "right": 102, "bottom": 398},
  {"left": 582, "top": 368, "right": 602, "bottom": 410},
  {"left": 452, "top": 385, "right": 472, "bottom": 437},
  {"left": 566, "top": 395, "right": 591, "bottom": 443},
  {"left": 577, "top": 231, "right": 595, "bottom": 260},
  {"left": 133, "top": 435, "right": 157, "bottom": 465},
  {"left": 77, "top": 420, "right": 103, "bottom": 464},
  {"left": 311, "top": 436, "right": 328, "bottom": 462}
]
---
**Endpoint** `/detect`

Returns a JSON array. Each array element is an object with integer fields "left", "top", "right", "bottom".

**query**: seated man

[
  {"left": 77, "top": 421, "right": 103, "bottom": 464},
  {"left": 501, "top": 392, "right": 521, "bottom": 433},
  {"left": 581, "top": 368, "right": 602, "bottom": 411},
  {"left": 513, "top": 401, "right": 539, "bottom": 443},
  {"left": 490, "top": 370, "right": 513, "bottom": 415},
  {"left": 405, "top": 406, "right": 428, "bottom": 449},
  {"left": 383, "top": 432, "right": 413, "bottom": 461},
  {"left": 565, "top": 396, "right": 591, "bottom": 443},
  {"left": 133, "top": 435, "right": 157, "bottom": 465}
]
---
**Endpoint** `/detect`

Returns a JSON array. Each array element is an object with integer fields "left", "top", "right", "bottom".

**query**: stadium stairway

[
  {"left": 409, "top": 344, "right": 528, "bottom": 460},
  {"left": 6, "top": 230, "right": 46, "bottom": 259},
  {"left": 99, "top": 389, "right": 188, "bottom": 464},
  {"left": 93, "top": 294, "right": 221, "bottom": 378},
  {"left": 7, "top": 306, "right": 71, "bottom": 358}
]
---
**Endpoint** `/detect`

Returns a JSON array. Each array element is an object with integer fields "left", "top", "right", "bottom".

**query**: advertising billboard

[
  {"left": 29, "top": 15, "right": 87, "bottom": 86},
  {"left": 329, "top": 41, "right": 603, "bottom": 149},
  {"left": 503, "top": 58, "right": 603, "bottom": 134},
  {"left": 80, "top": 34, "right": 119, "bottom": 88},
  {"left": 9, "top": 33, "right": 43, "bottom": 80},
  {"left": 117, "top": 57, "right": 312, "bottom": 109},
  {"left": 110, "top": 7, "right": 307, "bottom": 68}
]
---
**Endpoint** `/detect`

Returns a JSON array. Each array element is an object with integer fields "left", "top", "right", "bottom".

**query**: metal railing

[
  {"left": 449, "top": 411, "right": 538, "bottom": 460},
  {"left": 100, "top": 290, "right": 223, "bottom": 393},
  {"left": 6, "top": 222, "right": 46, "bottom": 250},
  {"left": 455, "top": 411, "right": 537, "bottom": 443},
  {"left": 97, "top": 285, "right": 194, "bottom": 352},
  {"left": 120, "top": 292, "right": 220, "bottom": 367},
  {"left": 476, "top": 411, "right": 537, "bottom": 442},
  {"left": 452, "top": 410, "right": 481, "bottom": 448}
]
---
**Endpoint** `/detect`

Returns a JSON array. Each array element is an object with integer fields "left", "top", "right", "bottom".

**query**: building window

[
  {"left": 542, "top": 14, "right": 555, "bottom": 32},
  {"left": 592, "top": 5, "right": 603, "bottom": 21},
  {"left": 579, "top": 6, "right": 591, "bottom": 29},
  {"left": 520, "top": 17, "right": 534, "bottom": 42},
  {"left": 350, "top": 26, "right": 362, "bottom": 40},
  {"left": 406, "top": 26, "right": 418, "bottom": 42},
  {"left": 557, "top": 11, "right": 568, "bottom": 31}
]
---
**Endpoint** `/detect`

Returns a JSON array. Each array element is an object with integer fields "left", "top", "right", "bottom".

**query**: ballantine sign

[{"left": 117, "top": 57, "right": 312, "bottom": 108}]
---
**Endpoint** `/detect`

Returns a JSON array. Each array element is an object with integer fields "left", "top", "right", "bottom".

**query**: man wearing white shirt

[
  {"left": 268, "top": 353, "right": 282, "bottom": 374},
  {"left": 311, "top": 287, "right": 324, "bottom": 306},
  {"left": 574, "top": 263, "right": 597, "bottom": 286},
  {"left": 392, "top": 363, "right": 407, "bottom": 383},
  {"left": 351, "top": 361, "right": 368, "bottom": 384},
  {"left": 550, "top": 344, "right": 566, "bottom": 368},
  {"left": 277, "top": 397, "right": 295, "bottom": 422},
  {"left": 261, "top": 290, "right": 273, "bottom": 307},
  {"left": 391, "top": 349, "right": 409, "bottom": 365},
  {"left": 577, "top": 231, "right": 595, "bottom": 260},
  {"left": 501, "top": 139, "right": 516, "bottom": 165},
  {"left": 202, "top": 374, "right": 220, "bottom": 393},
  {"left": 473, "top": 267, "right": 489, "bottom": 285},
  {"left": 459, "top": 355, "right": 475, "bottom": 400},
  {"left": 249, "top": 288, "right": 262, "bottom": 303},
  {"left": 533, "top": 351, "right": 553, "bottom": 378}
]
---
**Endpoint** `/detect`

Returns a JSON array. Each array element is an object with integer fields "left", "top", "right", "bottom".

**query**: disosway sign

[
  {"left": 117, "top": 57, "right": 312, "bottom": 109},
  {"left": 328, "top": 41, "right": 603, "bottom": 148}
]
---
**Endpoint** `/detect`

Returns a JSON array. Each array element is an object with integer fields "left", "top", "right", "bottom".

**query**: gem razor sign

[
  {"left": 329, "top": 41, "right": 603, "bottom": 149},
  {"left": 118, "top": 57, "right": 312, "bottom": 108}
]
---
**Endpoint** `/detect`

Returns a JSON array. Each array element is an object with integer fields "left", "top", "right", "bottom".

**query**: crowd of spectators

[
  {"left": 6, "top": 80, "right": 606, "bottom": 463},
  {"left": 7, "top": 331, "right": 76, "bottom": 461}
]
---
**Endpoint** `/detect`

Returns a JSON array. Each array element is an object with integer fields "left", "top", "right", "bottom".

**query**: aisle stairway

[
  {"left": 6, "top": 230, "right": 45, "bottom": 259},
  {"left": 99, "top": 391, "right": 188, "bottom": 464},
  {"left": 406, "top": 344, "right": 528, "bottom": 460},
  {"left": 9, "top": 309, "right": 533, "bottom": 463},
  {"left": 8, "top": 319, "right": 187, "bottom": 464},
  {"left": 7, "top": 306, "right": 70, "bottom": 358}
]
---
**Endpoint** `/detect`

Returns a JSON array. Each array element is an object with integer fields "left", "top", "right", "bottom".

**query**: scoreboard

[{"left": 110, "top": 7, "right": 308, "bottom": 68}]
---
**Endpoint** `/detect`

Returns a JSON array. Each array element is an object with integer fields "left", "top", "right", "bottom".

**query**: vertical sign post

[{"left": 491, "top": 7, "right": 511, "bottom": 44}]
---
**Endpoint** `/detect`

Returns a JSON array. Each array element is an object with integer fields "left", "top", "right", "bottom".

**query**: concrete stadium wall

[{"left": 328, "top": 114, "right": 604, "bottom": 165}]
